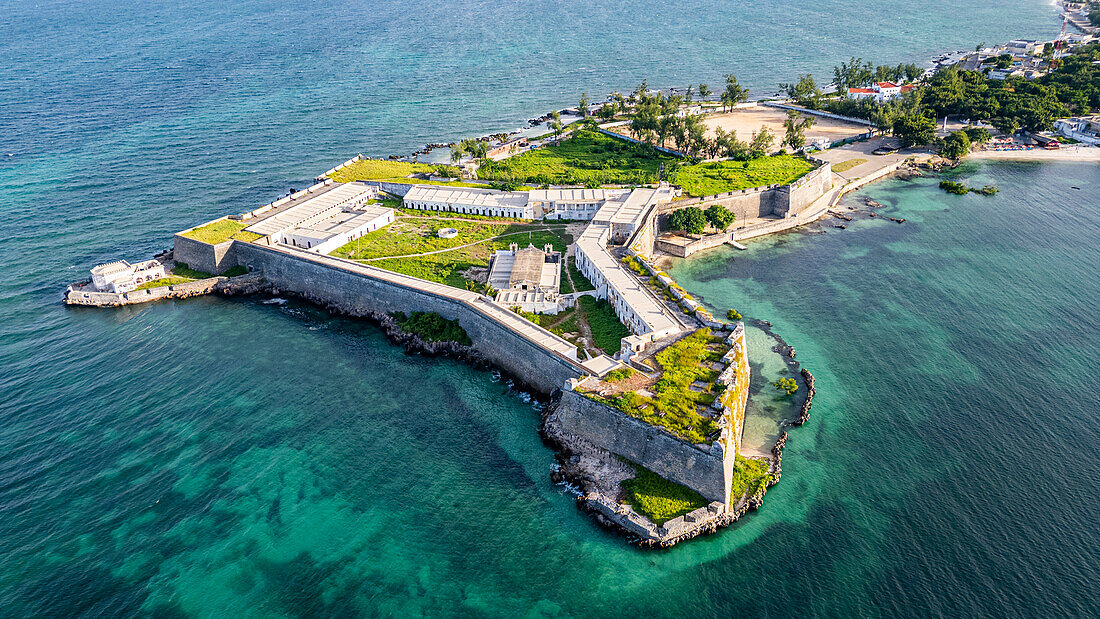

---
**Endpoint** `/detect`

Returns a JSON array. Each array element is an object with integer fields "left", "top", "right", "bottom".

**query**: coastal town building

[
  {"left": 1054, "top": 116, "right": 1100, "bottom": 145},
  {"left": 846, "top": 82, "right": 915, "bottom": 102},
  {"left": 402, "top": 185, "right": 535, "bottom": 219},
  {"left": 90, "top": 259, "right": 167, "bottom": 293},
  {"left": 488, "top": 243, "right": 563, "bottom": 313}
]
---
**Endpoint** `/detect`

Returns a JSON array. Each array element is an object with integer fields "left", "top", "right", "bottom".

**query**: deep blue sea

[{"left": 3, "top": 1, "right": 1097, "bottom": 616}]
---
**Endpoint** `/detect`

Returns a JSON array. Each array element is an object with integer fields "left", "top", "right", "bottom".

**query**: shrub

[
  {"left": 726, "top": 309, "right": 742, "bottom": 320},
  {"left": 939, "top": 180, "right": 970, "bottom": 195},
  {"left": 391, "top": 311, "right": 472, "bottom": 345},
  {"left": 773, "top": 377, "right": 798, "bottom": 395},
  {"left": 604, "top": 367, "right": 635, "bottom": 382}
]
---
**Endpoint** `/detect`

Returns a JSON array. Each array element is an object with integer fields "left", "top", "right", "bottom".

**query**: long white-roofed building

[
  {"left": 574, "top": 186, "right": 684, "bottom": 355},
  {"left": 529, "top": 188, "right": 630, "bottom": 220},
  {"left": 242, "top": 181, "right": 394, "bottom": 252},
  {"left": 402, "top": 185, "right": 534, "bottom": 219}
]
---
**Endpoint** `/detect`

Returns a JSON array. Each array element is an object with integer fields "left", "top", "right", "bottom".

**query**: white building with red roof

[{"left": 846, "top": 81, "right": 915, "bottom": 102}]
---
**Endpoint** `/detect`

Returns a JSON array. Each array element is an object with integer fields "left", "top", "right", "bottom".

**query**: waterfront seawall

[
  {"left": 233, "top": 242, "right": 585, "bottom": 395},
  {"left": 552, "top": 389, "right": 734, "bottom": 505}
]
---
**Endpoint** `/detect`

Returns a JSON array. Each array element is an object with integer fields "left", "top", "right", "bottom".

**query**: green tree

[
  {"left": 698, "top": 83, "right": 711, "bottom": 101},
  {"left": 773, "top": 378, "right": 798, "bottom": 395},
  {"left": 780, "top": 74, "right": 823, "bottom": 108},
  {"left": 578, "top": 92, "right": 590, "bottom": 117},
  {"left": 721, "top": 74, "right": 749, "bottom": 111},
  {"left": 705, "top": 205, "right": 736, "bottom": 230},
  {"left": 783, "top": 110, "right": 816, "bottom": 150},
  {"left": 892, "top": 113, "right": 937, "bottom": 147},
  {"left": 549, "top": 111, "right": 564, "bottom": 141},
  {"left": 685, "top": 84, "right": 694, "bottom": 103},
  {"left": 748, "top": 127, "right": 775, "bottom": 158},
  {"left": 726, "top": 309, "right": 742, "bottom": 320},
  {"left": 940, "top": 130, "right": 971, "bottom": 159},
  {"left": 668, "top": 207, "right": 707, "bottom": 234}
]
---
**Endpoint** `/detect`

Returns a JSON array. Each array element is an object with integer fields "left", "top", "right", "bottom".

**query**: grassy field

[
  {"left": 328, "top": 159, "right": 433, "bottom": 182},
  {"left": 577, "top": 296, "right": 630, "bottom": 355},
  {"left": 671, "top": 154, "right": 816, "bottom": 197},
  {"left": 180, "top": 220, "right": 261, "bottom": 244},
  {"left": 344, "top": 215, "right": 572, "bottom": 290},
  {"left": 331, "top": 217, "right": 570, "bottom": 261},
  {"left": 135, "top": 276, "right": 194, "bottom": 290},
  {"left": 478, "top": 129, "right": 681, "bottom": 186},
  {"left": 588, "top": 329, "right": 723, "bottom": 443},
  {"left": 832, "top": 158, "right": 868, "bottom": 173},
  {"left": 567, "top": 256, "right": 596, "bottom": 292},
  {"left": 621, "top": 463, "right": 708, "bottom": 524}
]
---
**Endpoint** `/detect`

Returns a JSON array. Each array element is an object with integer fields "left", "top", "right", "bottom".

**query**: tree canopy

[{"left": 668, "top": 207, "right": 707, "bottom": 235}]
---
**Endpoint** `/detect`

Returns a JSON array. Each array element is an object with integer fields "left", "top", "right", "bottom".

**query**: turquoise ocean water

[{"left": 3, "top": 0, "right": 1097, "bottom": 615}]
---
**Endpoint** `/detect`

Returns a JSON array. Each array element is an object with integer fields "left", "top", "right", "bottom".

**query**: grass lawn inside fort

[
  {"left": 621, "top": 463, "right": 709, "bottom": 524},
  {"left": 180, "top": 219, "right": 263, "bottom": 244},
  {"left": 670, "top": 154, "right": 817, "bottom": 196},
  {"left": 330, "top": 212, "right": 572, "bottom": 289},
  {"left": 478, "top": 129, "right": 680, "bottom": 186}
]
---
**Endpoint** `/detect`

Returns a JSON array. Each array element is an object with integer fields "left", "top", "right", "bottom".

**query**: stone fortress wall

[
  {"left": 553, "top": 322, "right": 750, "bottom": 508},
  {"left": 659, "top": 161, "right": 833, "bottom": 224},
  {"left": 230, "top": 242, "right": 587, "bottom": 394},
  {"left": 554, "top": 389, "right": 733, "bottom": 504}
]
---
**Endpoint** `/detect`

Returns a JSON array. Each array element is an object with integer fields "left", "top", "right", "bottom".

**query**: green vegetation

[
  {"left": 939, "top": 180, "right": 998, "bottom": 196},
  {"left": 726, "top": 309, "right": 742, "bottom": 320},
  {"left": 704, "top": 204, "right": 735, "bottom": 231},
  {"left": 773, "top": 377, "right": 798, "bottom": 395},
  {"left": 171, "top": 263, "right": 214, "bottom": 279},
  {"left": 667, "top": 207, "right": 707, "bottom": 234},
  {"left": 180, "top": 219, "right": 259, "bottom": 244},
  {"left": 604, "top": 367, "right": 636, "bottom": 383},
  {"left": 621, "top": 464, "right": 708, "bottom": 524},
  {"left": 670, "top": 154, "right": 816, "bottom": 197},
  {"left": 395, "top": 206, "right": 529, "bottom": 222},
  {"left": 940, "top": 130, "right": 971, "bottom": 160},
  {"left": 620, "top": 255, "right": 648, "bottom": 276},
  {"left": 328, "top": 159, "right": 433, "bottom": 182},
  {"left": 478, "top": 129, "right": 679, "bottom": 186},
  {"left": 344, "top": 216, "right": 571, "bottom": 291},
  {"left": 940, "top": 180, "right": 969, "bottom": 195},
  {"left": 589, "top": 330, "right": 723, "bottom": 443},
  {"left": 135, "top": 276, "right": 194, "bottom": 290},
  {"left": 729, "top": 456, "right": 774, "bottom": 503},
  {"left": 567, "top": 257, "right": 596, "bottom": 292},
  {"left": 222, "top": 265, "right": 248, "bottom": 277},
  {"left": 391, "top": 311, "right": 471, "bottom": 345},
  {"left": 782, "top": 110, "right": 816, "bottom": 150},
  {"left": 817, "top": 43, "right": 1100, "bottom": 138},
  {"left": 577, "top": 296, "right": 630, "bottom": 355},
  {"left": 892, "top": 113, "right": 937, "bottom": 148},
  {"left": 832, "top": 158, "right": 868, "bottom": 173},
  {"left": 332, "top": 218, "right": 569, "bottom": 261}
]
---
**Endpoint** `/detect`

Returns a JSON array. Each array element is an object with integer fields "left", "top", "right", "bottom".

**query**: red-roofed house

[{"left": 847, "top": 81, "right": 911, "bottom": 102}]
